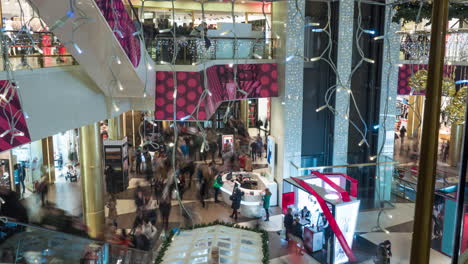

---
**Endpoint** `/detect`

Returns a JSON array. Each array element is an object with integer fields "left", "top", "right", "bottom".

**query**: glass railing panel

[
  {"left": 0, "top": 221, "right": 152, "bottom": 264},
  {"left": 148, "top": 37, "right": 275, "bottom": 65},
  {"left": 0, "top": 31, "right": 77, "bottom": 72}
]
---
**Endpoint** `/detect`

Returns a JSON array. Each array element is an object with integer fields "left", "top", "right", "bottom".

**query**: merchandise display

[
  {"left": 160, "top": 225, "right": 264, "bottom": 264},
  {"left": 220, "top": 172, "right": 277, "bottom": 218},
  {"left": 283, "top": 171, "right": 360, "bottom": 264}
]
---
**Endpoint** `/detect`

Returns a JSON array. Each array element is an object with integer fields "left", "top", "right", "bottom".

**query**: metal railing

[
  {"left": 147, "top": 36, "right": 277, "bottom": 65},
  {"left": 399, "top": 31, "right": 468, "bottom": 62},
  {"left": 1, "top": 31, "right": 77, "bottom": 71}
]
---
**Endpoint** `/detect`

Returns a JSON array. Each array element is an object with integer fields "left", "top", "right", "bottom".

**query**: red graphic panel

[
  {"left": 0, "top": 81, "right": 31, "bottom": 152},
  {"left": 155, "top": 63, "right": 278, "bottom": 120}
]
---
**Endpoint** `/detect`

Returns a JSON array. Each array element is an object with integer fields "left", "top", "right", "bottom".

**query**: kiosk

[
  {"left": 283, "top": 171, "right": 360, "bottom": 264},
  {"left": 220, "top": 172, "right": 277, "bottom": 218}
]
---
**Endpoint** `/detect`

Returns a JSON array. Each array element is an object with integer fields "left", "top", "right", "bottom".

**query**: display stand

[
  {"left": 283, "top": 171, "right": 360, "bottom": 264},
  {"left": 103, "top": 137, "right": 129, "bottom": 193}
]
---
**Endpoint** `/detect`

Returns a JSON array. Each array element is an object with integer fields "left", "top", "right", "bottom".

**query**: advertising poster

[
  {"left": 333, "top": 200, "right": 360, "bottom": 264},
  {"left": 267, "top": 136, "right": 275, "bottom": 179}
]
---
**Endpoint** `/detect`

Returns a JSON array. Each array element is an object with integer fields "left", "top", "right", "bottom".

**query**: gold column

[
  {"left": 79, "top": 123, "right": 105, "bottom": 239},
  {"left": 410, "top": 0, "right": 449, "bottom": 262},
  {"left": 132, "top": 110, "right": 136, "bottom": 147},
  {"left": 449, "top": 124, "right": 464, "bottom": 167},
  {"left": 162, "top": 121, "right": 170, "bottom": 130},
  {"left": 240, "top": 100, "right": 249, "bottom": 126},
  {"left": 122, "top": 113, "right": 127, "bottom": 138},
  {"left": 41, "top": 137, "right": 55, "bottom": 183},
  {"left": 108, "top": 115, "right": 122, "bottom": 140}
]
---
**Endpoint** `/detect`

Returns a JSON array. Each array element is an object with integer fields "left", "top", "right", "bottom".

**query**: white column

[
  {"left": 271, "top": 0, "right": 304, "bottom": 188},
  {"left": 376, "top": 8, "right": 400, "bottom": 201},
  {"left": 332, "top": 0, "right": 355, "bottom": 165}
]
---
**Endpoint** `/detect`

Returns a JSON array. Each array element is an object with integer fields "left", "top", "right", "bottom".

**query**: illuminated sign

[{"left": 333, "top": 200, "right": 360, "bottom": 264}]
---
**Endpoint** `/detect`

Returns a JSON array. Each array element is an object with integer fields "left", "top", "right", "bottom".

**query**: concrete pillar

[{"left": 79, "top": 122, "right": 105, "bottom": 239}]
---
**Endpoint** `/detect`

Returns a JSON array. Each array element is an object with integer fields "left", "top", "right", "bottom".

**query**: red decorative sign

[{"left": 155, "top": 63, "right": 278, "bottom": 120}]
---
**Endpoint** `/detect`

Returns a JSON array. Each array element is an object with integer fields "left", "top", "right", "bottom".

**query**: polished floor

[{"left": 14, "top": 139, "right": 453, "bottom": 263}]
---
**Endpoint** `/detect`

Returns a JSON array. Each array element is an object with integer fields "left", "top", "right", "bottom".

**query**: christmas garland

[
  {"left": 392, "top": 2, "right": 468, "bottom": 25},
  {"left": 154, "top": 220, "right": 270, "bottom": 264}
]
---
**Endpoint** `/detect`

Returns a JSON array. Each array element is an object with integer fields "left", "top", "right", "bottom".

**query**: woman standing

[
  {"left": 262, "top": 188, "right": 272, "bottom": 221},
  {"left": 230, "top": 187, "right": 244, "bottom": 220}
]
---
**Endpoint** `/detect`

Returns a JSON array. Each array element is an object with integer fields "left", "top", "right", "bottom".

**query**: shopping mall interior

[{"left": 0, "top": 0, "right": 467, "bottom": 263}]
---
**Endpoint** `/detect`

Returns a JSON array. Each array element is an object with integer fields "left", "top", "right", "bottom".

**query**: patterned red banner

[{"left": 155, "top": 63, "right": 278, "bottom": 120}]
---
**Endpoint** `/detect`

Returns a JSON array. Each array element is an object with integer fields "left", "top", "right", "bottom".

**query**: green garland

[
  {"left": 154, "top": 220, "right": 270, "bottom": 264},
  {"left": 392, "top": 2, "right": 468, "bottom": 25}
]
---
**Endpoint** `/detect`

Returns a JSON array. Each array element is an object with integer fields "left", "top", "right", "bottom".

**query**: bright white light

[
  {"left": 13, "top": 131, "right": 24, "bottom": 137},
  {"left": 168, "top": 142, "right": 175, "bottom": 147},
  {"left": 344, "top": 114, "right": 348, "bottom": 120},
  {"left": 324, "top": 193, "right": 340, "bottom": 200},
  {"left": 159, "top": 28, "right": 171, "bottom": 33},
  {"left": 363, "top": 58, "right": 375, "bottom": 64},
  {"left": 455, "top": 80, "right": 468, "bottom": 85},
  {"left": 310, "top": 57, "right": 321, "bottom": 62},
  {"left": 316, "top": 105, "right": 327, "bottom": 112},
  {"left": 181, "top": 115, "right": 191, "bottom": 121},
  {"left": 305, "top": 22, "right": 320, "bottom": 27},
  {"left": 0, "top": 130, "right": 10, "bottom": 138},
  {"left": 363, "top": 29, "right": 376, "bottom": 35},
  {"left": 253, "top": 53, "right": 263, "bottom": 59},
  {"left": 373, "top": 35, "right": 385, "bottom": 40},
  {"left": 173, "top": 90, "right": 177, "bottom": 99},
  {"left": 147, "top": 64, "right": 153, "bottom": 70},
  {"left": 388, "top": 214, "right": 393, "bottom": 219},
  {"left": 206, "top": 89, "right": 212, "bottom": 96},
  {"left": 143, "top": 92, "right": 147, "bottom": 98},
  {"left": 114, "top": 30, "right": 124, "bottom": 38},
  {"left": 388, "top": 96, "right": 392, "bottom": 100},
  {"left": 113, "top": 103, "right": 119, "bottom": 112},
  {"left": 311, "top": 28, "right": 324, "bottom": 33},
  {"left": 220, "top": 30, "right": 232, "bottom": 36},
  {"left": 72, "top": 42, "right": 82, "bottom": 54},
  {"left": 23, "top": 111, "right": 29, "bottom": 119},
  {"left": 281, "top": 101, "right": 286, "bottom": 105},
  {"left": 358, "top": 138, "right": 366, "bottom": 146},
  {"left": 228, "top": 63, "right": 233, "bottom": 68},
  {"left": 159, "top": 61, "right": 170, "bottom": 65},
  {"left": 370, "top": 155, "right": 377, "bottom": 161},
  {"left": 286, "top": 55, "right": 294, "bottom": 62},
  {"left": 115, "top": 56, "right": 122, "bottom": 65},
  {"left": 347, "top": 89, "right": 352, "bottom": 94},
  {"left": 398, "top": 64, "right": 403, "bottom": 67},
  {"left": 118, "top": 82, "right": 123, "bottom": 91}
]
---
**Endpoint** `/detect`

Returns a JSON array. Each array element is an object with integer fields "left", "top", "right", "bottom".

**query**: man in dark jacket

[{"left": 284, "top": 208, "right": 294, "bottom": 241}]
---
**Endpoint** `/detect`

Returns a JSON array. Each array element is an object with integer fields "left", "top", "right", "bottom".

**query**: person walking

[
  {"left": 284, "top": 208, "right": 294, "bottom": 241},
  {"left": 213, "top": 173, "right": 223, "bottom": 203},
  {"left": 262, "top": 188, "right": 272, "bottom": 221},
  {"left": 250, "top": 141, "right": 257, "bottom": 162},
  {"left": 199, "top": 175, "right": 209, "bottom": 208},
  {"left": 135, "top": 148, "right": 142, "bottom": 174},
  {"left": 159, "top": 192, "right": 172, "bottom": 231},
  {"left": 399, "top": 126, "right": 407, "bottom": 145},
  {"left": 230, "top": 187, "right": 244, "bottom": 220}
]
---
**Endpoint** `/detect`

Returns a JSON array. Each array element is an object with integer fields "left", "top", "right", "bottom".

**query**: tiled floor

[{"left": 17, "top": 139, "right": 456, "bottom": 263}]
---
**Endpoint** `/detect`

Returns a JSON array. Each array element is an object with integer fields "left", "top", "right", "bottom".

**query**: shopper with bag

[{"left": 262, "top": 188, "right": 272, "bottom": 221}]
